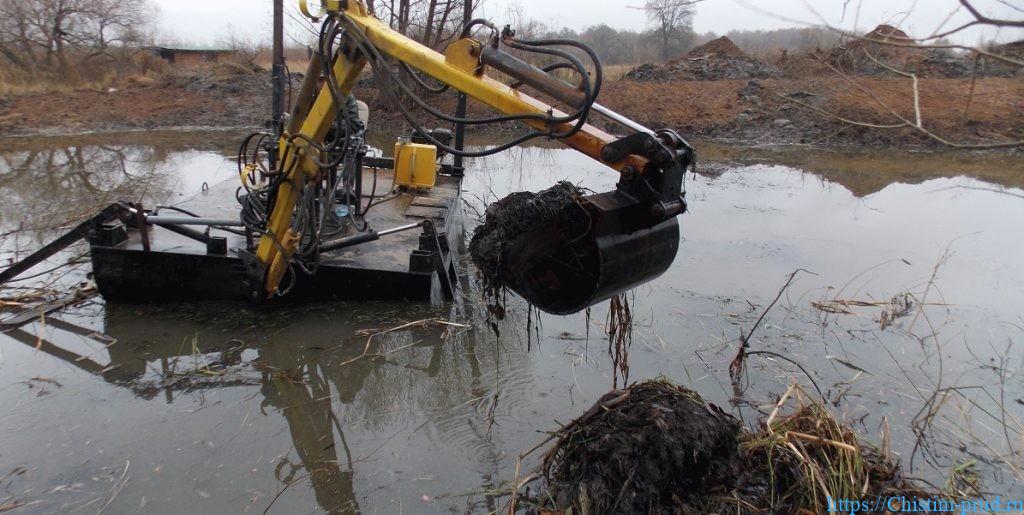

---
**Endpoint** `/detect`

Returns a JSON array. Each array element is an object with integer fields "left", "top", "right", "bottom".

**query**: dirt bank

[
  {"left": 0, "top": 66, "right": 281, "bottom": 136},
  {"left": 1, "top": 68, "right": 1020, "bottom": 150},
  {"left": 600, "top": 76, "right": 1023, "bottom": 148}
]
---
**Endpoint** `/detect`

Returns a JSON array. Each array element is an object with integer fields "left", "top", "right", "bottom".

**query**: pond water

[{"left": 1, "top": 131, "right": 1023, "bottom": 513}]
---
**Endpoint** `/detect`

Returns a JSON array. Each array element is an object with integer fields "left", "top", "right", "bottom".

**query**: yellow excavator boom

[{"left": 253, "top": 0, "right": 693, "bottom": 311}]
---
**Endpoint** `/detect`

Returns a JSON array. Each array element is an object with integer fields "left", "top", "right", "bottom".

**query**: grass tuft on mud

[{"left": 531, "top": 380, "right": 936, "bottom": 514}]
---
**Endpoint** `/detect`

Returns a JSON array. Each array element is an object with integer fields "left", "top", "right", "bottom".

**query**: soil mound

[
  {"left": 904, "top": 48, "right": 975, "bottom": 78},
  {"left": 994, "top": 39, "right": 1024, "bottom": 59},
  {"left": 981, "top": 40, "right": 1024, "bottom": 77},
  {"left": 826, "top": 26, "right": 1015, "bottom": 78},
  {"left": 531, "top": 380, "right": 936, "bottom": 513},
  {"left": 468, "top": 181, "right": 588, "bottom": 296},
  {"left": 773, "top": 49, "right": 830, "bottom": 78},
  {"left": 828, "top": 24, "right": 916, "bottom": 74},
  {"left": 539, "top": 380, "right": 740, "bottom": 513},
  {"left": 625, "top": 37, "right": 781, "bottom": 81},
  {"left": 679, "top": 36, "right": 746, "bottom": 61}
]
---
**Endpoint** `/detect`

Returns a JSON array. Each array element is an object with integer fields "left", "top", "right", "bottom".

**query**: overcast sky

[{"left": 155, "top": 0, "right": 1024, "bottom": 47}]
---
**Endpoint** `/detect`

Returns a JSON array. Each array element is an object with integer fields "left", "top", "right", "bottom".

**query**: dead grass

[{"left": 600, "top": 64, "right": 636, "bottom": 82}]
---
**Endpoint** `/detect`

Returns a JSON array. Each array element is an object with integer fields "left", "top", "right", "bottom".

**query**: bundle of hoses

[
  {"left": 322, "top": 13, "right": 605, "bottom": 157},
  {"left": 234, "top": 12, "right": 607, "bottom": 292}
]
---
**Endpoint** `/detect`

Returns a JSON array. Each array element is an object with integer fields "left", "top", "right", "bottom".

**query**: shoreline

[{"left": 1, "top": 72, "right": 1021, "bottom": 152}]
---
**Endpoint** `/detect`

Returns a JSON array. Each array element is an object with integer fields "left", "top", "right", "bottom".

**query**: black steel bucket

[{"left": 497, "top": 191, "right": 680, "bottom": 315}]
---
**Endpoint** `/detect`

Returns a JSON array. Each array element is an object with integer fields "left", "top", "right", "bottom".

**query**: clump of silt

[
  {"left": 540, "top": 380, "right": 741, "bottom": 513},
  {"left": 533, "top": 380, "right": 937, "bottom": 513},
  {"left": 468, "top": 181, "right": 590, "bottom": 298}
]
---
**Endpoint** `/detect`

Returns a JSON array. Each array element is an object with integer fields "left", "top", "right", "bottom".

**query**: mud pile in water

[
  {"left": 468, "top": 181, "right": 589, "bottom": 295},
  {"left": 539, "top": 380, "right": 741, "bottom": 513},
  {"left": 532, "top": 380, "right": 936, "bottom": 513}
]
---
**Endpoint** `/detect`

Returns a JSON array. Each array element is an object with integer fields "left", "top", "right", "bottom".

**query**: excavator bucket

[{"left": 470, "top": 183, "right": 681, "bottom": 315}]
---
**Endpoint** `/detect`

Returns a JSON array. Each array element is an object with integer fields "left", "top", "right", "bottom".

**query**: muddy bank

[
  {"left": 0, "top": 65, "right": 288, "bottom": 137},
  {"left": 2, "top": 68, "right": 1020, "bottom": 150}
]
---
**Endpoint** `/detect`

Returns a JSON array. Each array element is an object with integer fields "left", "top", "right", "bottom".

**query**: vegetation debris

[
  {"left": 526, "top": 380, "right": 937, "bottom": 514},
  {"left": 468, "top": 181, "right": 588, "bottom": 298}
]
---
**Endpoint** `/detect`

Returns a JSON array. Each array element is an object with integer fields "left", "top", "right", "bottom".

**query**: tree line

[
  {"left": 0, "top": 0, "right": 856, "bottom": 88},
  {"left": 0, "top": 0, "right": 154, "bottom": 83}
]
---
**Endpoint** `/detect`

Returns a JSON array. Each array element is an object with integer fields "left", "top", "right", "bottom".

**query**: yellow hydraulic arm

[{"left": 252, "top": 0, "right": 692, "bottom": 301}]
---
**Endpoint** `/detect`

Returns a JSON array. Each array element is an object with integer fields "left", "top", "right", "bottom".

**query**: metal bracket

[
  {"left": 416, "top": 220, "right": 454, "bottom": 302},
  {"left": 601, "top": 129, "right": 694, "bottom": 218}
]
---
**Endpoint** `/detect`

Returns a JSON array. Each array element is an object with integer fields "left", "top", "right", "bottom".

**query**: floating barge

[{"left": 89, "top": 163, "right": 463, "bottom": 304}]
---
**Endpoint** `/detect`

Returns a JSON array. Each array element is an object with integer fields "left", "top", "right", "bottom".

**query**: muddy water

[{"left": 1, "top": 132, "right": 1023, "bottom": 513}]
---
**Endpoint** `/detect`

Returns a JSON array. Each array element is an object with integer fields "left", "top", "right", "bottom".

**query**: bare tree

[
  {"left": 0, "top": 0, "right": 153, "bottom": 79},
  {"left": 370, "top": 0, "right": 471, "bottom": 48},
  {"left": 638, "top": 0, "right": 701, "bottom": 60}
]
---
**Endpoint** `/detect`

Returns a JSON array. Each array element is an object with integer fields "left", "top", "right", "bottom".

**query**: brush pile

[{"left": 531, "top": 380, "right": 936, "bottom": 513}]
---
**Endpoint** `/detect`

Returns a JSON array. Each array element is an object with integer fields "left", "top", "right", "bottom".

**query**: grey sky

[{"left": 155, "top": 0, "right": 1023, "bottom": 47}]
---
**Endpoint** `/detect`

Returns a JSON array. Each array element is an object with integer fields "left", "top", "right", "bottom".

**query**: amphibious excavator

[{"left": 0, "top": 0, "right": 694, "bottom": 316}]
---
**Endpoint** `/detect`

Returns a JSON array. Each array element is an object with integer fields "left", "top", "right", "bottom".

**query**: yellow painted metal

[
  {"left": 444, "top": 39, "right": 484, "bottom": 76},
  {"left": 298, "top": 0, "right": 327, "bottom": 19},
  {"left": 256, "top": 0, "right": 649, "bottom": 298},
  {"left": 254, "top": 42, "right": 367, "bottom": 298},
  {"left": 393, "top": 141, "right": 438, "bottom": 189},
  {"left": 334, "top": 2, "right": 647, "bottom": 172}
]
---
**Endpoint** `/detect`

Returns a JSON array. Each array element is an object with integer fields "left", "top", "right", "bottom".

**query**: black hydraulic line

[
  {"left": 153, "top": 222, "right": 211, "bottom": 244},
  {"left": 334, "top": 13, "right": 612, "bottom": 155},
  {"left": 397, "top": 60, "right": 449, "bottom": 94},
  {"left": 339, "top": 15, "right": 594, "bottom": 129},
  {"left": 338, "top": 17, "right": 583, "bottom": 157},
  {"left": 460, "top": 19, "right": 499, "bottom": 40},
  {"left": 318, "top": 221, "right": 425, "bottom": 253}
]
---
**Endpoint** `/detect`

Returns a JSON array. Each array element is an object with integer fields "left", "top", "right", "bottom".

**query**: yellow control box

[{"left": 393, "top": 141, "right": 437, "bottom": 189}]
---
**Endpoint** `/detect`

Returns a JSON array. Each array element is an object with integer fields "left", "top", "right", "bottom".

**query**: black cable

[
  {"left": 338, "top": 16, "right": 590, "bottom": 157},
  {"left": 397, "top": 60, "right": 449, "bottom": 94},
  {"left": 498, "top": 38, "right": 596, "bottom": 138},
  {"left": 460, "top": 19, "right": 499, "bottom": 40},
  {"left": 155, "top": 205, "right": 202, "bottom": 218},
  {"left": 505, "top": 37, "right": 603, "bottom": 100},
  {"left": 337, "top": 15, "right": 579, "bottom": 130}
]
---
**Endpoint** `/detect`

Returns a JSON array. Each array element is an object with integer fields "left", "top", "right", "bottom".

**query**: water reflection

[
  {"left": 0, "top": 293, "right": 514, "bottom": 513},
  {"left": 0, "top": 131, "right": 241, "bottom": 260},
  {"left": 1, "top": 132, "right": 1023, "bottom": 511},
  {"left": 696, "top": 142, "right": 1024, "bottom": 197}
]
